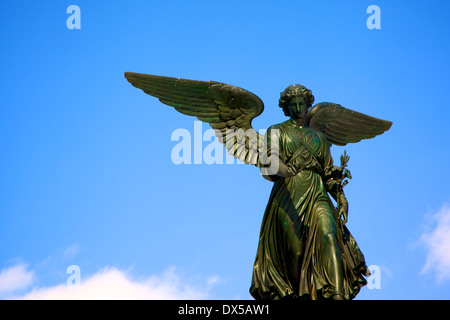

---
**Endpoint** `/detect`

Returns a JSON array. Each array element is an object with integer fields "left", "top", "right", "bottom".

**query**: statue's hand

[
  {"left": 286, "top": 162, "right": 303, "bottom": 177},
  {"left": 342, "top": 168, "right": 352, "bottom": 180},
  {"left": 338, "top": 193, "right": 348, "bottom": 225},
  {"left": 339, "top": 204, "right": 348, "bottom": 225},
  {"left": 272, "top": 161, "right": 300, "bottom": 178},
  {"left": 286, "top": 166, "right": 297, "bottom": 177},
  {"left": 325, "top": 165, "right": 345, "bottom": 181}
]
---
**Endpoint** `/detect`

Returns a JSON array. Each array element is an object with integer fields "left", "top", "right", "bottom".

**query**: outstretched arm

[{"left": 323, "top": 149, "right": 351, "bottom": 225}]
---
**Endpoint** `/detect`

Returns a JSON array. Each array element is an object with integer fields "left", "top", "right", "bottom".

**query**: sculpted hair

[{"left": 279, "top": 84, "right": 315, "bottom": 117}]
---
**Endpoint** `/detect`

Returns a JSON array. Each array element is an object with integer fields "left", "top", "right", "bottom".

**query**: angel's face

[{"left": 288, "top": 94, "right": 308, "bottom": 119}]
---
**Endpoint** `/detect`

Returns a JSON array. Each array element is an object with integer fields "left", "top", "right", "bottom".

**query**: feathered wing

[
  {"left": 306, "top": 102, "right": 392, "bottom": 146},
  {"left": 124, "top": 72, "right": 266, "bottom": 166}
]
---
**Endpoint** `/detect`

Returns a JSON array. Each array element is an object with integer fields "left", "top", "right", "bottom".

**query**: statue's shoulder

[
  {"left": 266, "top": 122, "right": 280, "bottom": 133},
  {"left": 265, "top": 121, "right": 291, "bottom": 139},
  {"left": 308, "top": 127, "right": 332, "bottom": 148},
  {"left": 268, "top": 120, "right": 291, "bottom": 131}
]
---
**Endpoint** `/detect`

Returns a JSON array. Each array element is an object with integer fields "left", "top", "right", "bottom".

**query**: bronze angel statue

[{"left": 124, "top": 72, "right": 392, "bottom": 300}]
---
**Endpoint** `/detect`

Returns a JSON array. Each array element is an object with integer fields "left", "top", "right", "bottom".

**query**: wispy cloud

[
  {"left": 419, "top": 202, "right": 450, "bottom": 282},
  {"left": 0, "top": 264, "right": 35, "bottom": 295},
  {"left": 5, "top": 265, "right": 217, "bottom": 300},
  {"left": 62, "top": 245, "right": 81, "bottom": 260}
]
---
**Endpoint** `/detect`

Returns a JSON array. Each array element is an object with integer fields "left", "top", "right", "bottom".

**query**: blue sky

[{"left": 0, "top": 1, "right": 449, "bottom": 299}]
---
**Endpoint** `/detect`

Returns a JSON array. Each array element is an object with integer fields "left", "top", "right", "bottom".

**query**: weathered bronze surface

[{"left": 124, "top": 73, "right": 392, "bottom": 300}]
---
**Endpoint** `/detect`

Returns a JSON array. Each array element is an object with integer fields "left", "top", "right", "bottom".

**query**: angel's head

[{"left": 279, "top": 84, "right": 315, "bottom": 117}]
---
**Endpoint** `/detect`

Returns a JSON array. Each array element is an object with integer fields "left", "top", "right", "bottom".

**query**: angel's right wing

[{"left": 124, "top": 72, "right": 266, "bottom": 166}]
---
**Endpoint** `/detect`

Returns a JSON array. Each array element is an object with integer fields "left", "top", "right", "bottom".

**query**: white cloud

[
  {"left": 419, "top": 202, "right": 450, "bottom": 282},
  {"left": 11, "top": 266, "right": 217, "bottom": 300},
  {"left": 0, "top": 264, "right": 35, "bottom": 294}
]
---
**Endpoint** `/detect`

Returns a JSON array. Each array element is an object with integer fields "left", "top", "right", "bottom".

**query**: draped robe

[{"left": 250, "top": 119, "right": 370, "bottom": 300}]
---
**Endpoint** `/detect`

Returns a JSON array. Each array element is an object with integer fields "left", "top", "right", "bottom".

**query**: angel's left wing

[{"left": 306, "top": 102, "right": 392, "bottom": 146}]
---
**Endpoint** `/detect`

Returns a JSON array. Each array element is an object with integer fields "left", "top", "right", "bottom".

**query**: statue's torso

[{"left": 276, "top": 120, "right": 327, "bottom": 173}]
